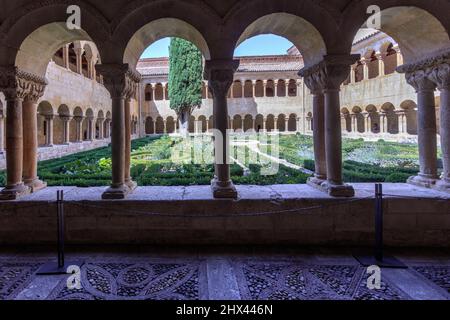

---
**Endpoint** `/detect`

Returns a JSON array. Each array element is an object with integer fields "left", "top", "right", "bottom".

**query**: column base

[
  {"left": 24, "top": 178, "right": 47, "bottom": 193},
  {"left": 307, "top": 176, "right": 327, "bottom": 191},
  {"left": 102, "top": 184, "right": 131, "bottom": 200},
  {"left": 408, "top": 174, "right": 439, "bottom": 189},
  {"left": 0, "top": 183, "right": 31, "bottom": 201},
  {"left": 211, "top": 178, "right": 238, "bottom": 199},
  {"left": 321, "top": 181, "right": 355, "bottom": 198},
  {"left": 125, "top": 179, "right": 138, "bottom": 192},
  {"left": 433, "top": 179, "right": 450, "bottom": 193}
]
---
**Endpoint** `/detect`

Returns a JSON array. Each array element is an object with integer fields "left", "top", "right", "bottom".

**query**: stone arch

[
  {"left": 244, "top": 81, "right": 253, "bottom": 98},
  {"left": 0, "top": 1, "right": 109, "bottom": 78},
  {"left": 37, "top": 101, "right": 54, "bottom": 146},
  {"left": 232, "top": 81, "right": 243, "bottom": 98},
  {"left": 244, "top": 115, "right": 254, "bottom": 132},
  {"left": 345, "top": 6, "right": 450, "bottom": 64},
  {"left": 400, "top": 100, "right": 418, "bottom": 135},
  {"left": 233, "top": 115, "right": 243, "bottom": 132},
  {"left": 145, "top": 117, "right": 155, "bottom": 134},
  {"left": 154, "top": 84, "right": 164, "bottom": 101},
  {"left": 255, "top": 114, "right": 264, "bottom": 132},
  {"left": 255, "top": 80, "right": 264, "bottom": 97},
  {"left": 198, "top": 115, "right": 208, "bottom": 133},
  {"left": 233, "top": 12, "right": 328, "bottom": 68},
  {"left": 288, "top": 114, "right": 297, "bottom": 132},
  {"left": 166, "top": 116, "right": 176, "bottom": 134},
  {"left": 155, "top": 117, "right": 165, "bottom": 134},
  {"left": 121, "top": 18, "right": 211, "bottom": 70},
  {"left": 277, "top": 80, "right": 286, "bottom": 97},
  {"left": 277, "top": 114, "right": 286, "bottom": 132},
  {"left": 341, "top": 107, "right": 352, "bottom": 132},
  {"left": 266, "top": 114, "right": 275, "bottom": 132},
  {"left": 381, "top": 103, "right": 398, "bottom": 134},
  {"left": 366, "top": 105, "right": 380, "bottom": 133}
]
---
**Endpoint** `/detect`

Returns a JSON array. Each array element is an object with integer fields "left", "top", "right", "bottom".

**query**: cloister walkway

[{"left": 1, "top": 247, "right": 449, "bottom": 300}]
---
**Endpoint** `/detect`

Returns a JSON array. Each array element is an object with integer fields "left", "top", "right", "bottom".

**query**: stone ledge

[{"left": 0, "top": 184, "right": 448, "bottom": 247}]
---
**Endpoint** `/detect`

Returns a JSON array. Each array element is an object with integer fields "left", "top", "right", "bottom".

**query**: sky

[{"left": 140, "top": 35, "right": 294, "bottom": 59}]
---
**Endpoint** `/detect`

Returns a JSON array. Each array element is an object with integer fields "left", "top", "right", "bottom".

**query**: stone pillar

[
  {"left": 86, "top": 117, "right": 94, "bottom": 141},
  {"left": 97, "top": 118, "right": 104, "bottom": 140},
  {"left": 397, "top": 111, "right": 407, "bottom": 134},
  {"left": 61, "top": 116, "right": 72, "bottom": 144},
  {"left": 296, "top": 117, "right": 301, "bottom": 133},
  {"left": 398, "top": 66, "right": 439, "bottom": 188},
  {"left": 252, "top": 81, "right": 256, "bottom": 97},
  {"left": 361, "top": 58, "right": 369, "bottom": 80},
  {"left": 274, "top": 117, "right": 278, "bottom": 131},
  {"left": 74, "top": 117, "right": 83, "bottom": 142},
  {"left": 285, "top": 80, "right": 291, "bottom": 97},
  {"left": 428, "top": 58, "right": 450, "bottom": 191},
  {"left": 96, "top": 63, "right": 141, "bottom": 199},
  {"left": 274, "top": 80, "right": 279, "bottom": 97},
  {"left": 205, "top": 60, "right": 239, "bottom": 199},
  {"left": 393, "top": 45, "right": 403, "bottom": 67},
  {"left": 0, "top": 114, "right": 4, "bottom": 153},
  {"left": 45, "top": 115, "right": 54, "bottom": 146},
  {"left": 301, "top": 55, "right": 359, "bottom": 197},
  {"left": 74, "top": 47, "right": 84, "bottom": 75},
  {"left": 285, "top": 118, "right": 289, "bottom": 132},
  {"left": 63, "top": 44, "right": 70, "bottom": 69},
  {"left": 262, "top": 117, "right": 267, "bottom": 131},
  {"left": 263, "top": 81, "right": 267, "bottom": 97},
  {"left": 381, "top": 113, "right": 388, "bottom": 134},
  {"left": 350, "top": 65, "right": 356, "bottom": 84},
  {"left": 125, "top": 97, "right": 137, "bottom": 191},
  {"left": 0, "top": 67, "right": 35, "bottom": 199},
  {"left": 364, "top": 113, "right": 371, "bottom": 133},
  {"left": 22, "top": 77, "right": 47, "bottom": 193},
  {"left": 301, "top": 70, "right": 327, "bottom": 188},
  {"left": 376, "top": 52, "right": 385, "bottom": 77}
]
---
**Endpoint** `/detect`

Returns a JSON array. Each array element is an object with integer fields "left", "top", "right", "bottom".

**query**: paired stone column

[
  {"left": 97, "top": 118, "right": 104, "bottom": 140},
  {"left": 300, "top": 69, "right": 327, "bottom": 188},
  {"left": 427, "top": 55, "right": 450, "bottom": 191},
  {"left": 74, "top": 116, "right": 84, "bottom": 142},
  {"left": 44, "top": 115, "right": 54, "bottom": 146},
  {"left": 61, "top": 116, "right": 72, "bottom": 144},
  {"left": 22, "top": 76, "right": 48, "bottom": 192},
  {"left": 96, "top": 63, "right": 141, "bottom": 199},
  {"left": 205, "top": 60, "right": 239, "bottom": 199},
  {"left": 398, "top": 65, "right": 439, "bottom": 188},
  {"left": 74, "top": 47, "right": 84, "bottom": 75},
  {"left": 0, "top": 67, "right": 47, "bottom": 199},
  {"left": 0, "top": 112, "right": 4, "bottom": 153},
  {"left": 301, "top": 55, "right": 359, "bottom": 197}
]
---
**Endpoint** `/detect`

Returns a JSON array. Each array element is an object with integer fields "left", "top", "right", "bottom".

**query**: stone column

[
  {"left": 262, "top": 117, "right": 267, "bottom": 131},
  {"left": 205, "top": 59, "right": 239, "bottom": 199},
  {"left": 0, "top": 67, "right": 33, "bottom": 199},
  {"left": 376, "top": 52, "right": 385, "bottom": 77},
  {"left": 0, "top": 114, "right": 4, "bottom": 153},
  {"left": 398, "top": 66, "right": 439, "bottom": 188},
  {"left": 302, "top": 55, "right": 359, "bottom": 197},
  {"left": 350, "top": 65, "right": 356, "bottom": 84},
  {"left": 263, "top": 81, "right": 267, "bottom": 97},
  {"left": 63, "top": 44, "right": 70, "bottom": 69},
  {"left": 45, "top": 115, "right": 54, "bottom": 146},
  {"left": 74, "top": 47, "right": 84, "bottom": 75},
  {"left": 22, "top": 76, "right": 48, "bottom": 193},
  {"left": 86, "top": 117, "right": 94, "bottom": 141},
  {"left": 163, "top": 120, "right": 168, "bottom": 134},
  {"left": 274, "top": 117, "right": 279, "bottom": 131},
  {"left": 74, "top": 117, "right": 83, "bottom": 142},
  {"left": 96, "top": 63, "right": 141, "bottom": 199},
  {"left": 285, "top": 80, "right": 290, "bottom": 97},
  {"left": 285, "top": 118, "right": 289, "bottom": 132},
  {"left": 274, "top": 80, "right": 279, "bottom": 97},
  {"left": 296, "top": 117, "right": 301, "bottom": 133},
  {"left": 252, "top": 81, "right": 256, "bottom": 97},
  {"left": 428, "top": 58, "right": 450, "bottom": 191},
  {"left": 397, "top": 111, "right": 407, "bottom": 134},
  {"left": 394, "top": 45, "right": 403, "bottom": 67},
  {"left": 364, "top": 113, "right": 371, "bottom": 133},
  {"left": 61, "top": 116, "right": 72, "bottom": 144},
  {"left": 361, "top": 58, "right": 369, "bottom": 80},
  {"left": 97, "top": 118, "right": 104, "bottom": 140},
  {"left": 381, "top": 113, "right": 388, "bottom": 134},
  {"left": 300, "top": 69, "right": 327, "bottom": 188},
  {"left": 125, "top": 95, "right": 137, "bottom": 191}
]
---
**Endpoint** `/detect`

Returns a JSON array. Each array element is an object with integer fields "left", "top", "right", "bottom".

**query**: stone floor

[{"left": 0, "top": 247, "right": 449, "bottom": 300}]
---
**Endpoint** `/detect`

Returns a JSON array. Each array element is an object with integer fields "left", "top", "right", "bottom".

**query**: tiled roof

[{"left": 137, "top": 55, "right": 303, "bottom": 77}]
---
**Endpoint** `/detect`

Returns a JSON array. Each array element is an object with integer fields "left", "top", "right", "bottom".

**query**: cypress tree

[{"left": 168, "top": 38, "right": 203, "bottom": 135}]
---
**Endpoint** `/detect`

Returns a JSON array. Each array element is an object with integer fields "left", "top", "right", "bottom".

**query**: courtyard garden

[{"left": 0, "top": 134, "right": 436, "bottom": 188}]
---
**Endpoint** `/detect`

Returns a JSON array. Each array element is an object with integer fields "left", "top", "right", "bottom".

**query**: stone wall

[{"left": 0, "top": 184, "right": 448, "bottom": 247}]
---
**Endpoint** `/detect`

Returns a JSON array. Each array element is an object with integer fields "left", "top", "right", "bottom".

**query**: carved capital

[
  {"left": 95, "top": 63, "right": 141, "bottom": 99},
  {"left": 204, "top": 60, "right": 239, "bottom": 98},
  {"left": 405, "top": 70, "right": 436, "bottom": 92},
  {"left": 299, "top": 55, "right": 359, "bottom": 92},
  {"left": 0, "top": 66, "right": 47, "bottom": 102},
  {"left": 428, "top": 62, "right": 450, "bottom": 90}
]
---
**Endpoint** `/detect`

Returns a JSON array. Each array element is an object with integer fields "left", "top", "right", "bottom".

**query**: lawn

[{"left": 0, "top": 134, "right": 432, "bottom": 187}]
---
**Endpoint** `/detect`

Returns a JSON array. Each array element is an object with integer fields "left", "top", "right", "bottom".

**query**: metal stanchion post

[
  {"left": 37, "top": 190, "right": 84, "bottom": 275},
  {"left": 354, "top": 184, "right": 407, "bottom": 268}
]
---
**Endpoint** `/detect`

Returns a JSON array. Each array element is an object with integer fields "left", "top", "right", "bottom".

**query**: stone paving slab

[{"left": 0, "top": 249, "right": 448, "bottom": 301}]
